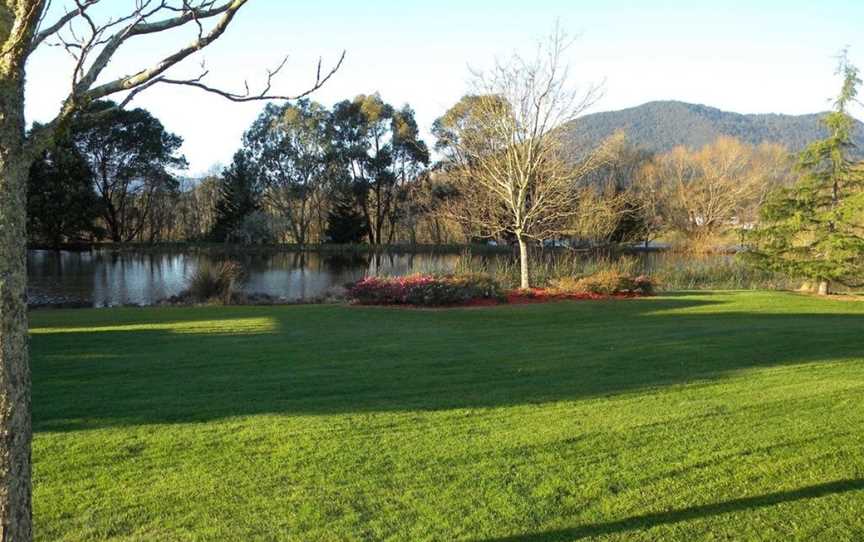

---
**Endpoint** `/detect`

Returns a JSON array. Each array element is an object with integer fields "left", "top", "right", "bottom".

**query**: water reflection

[
  {"left": 27, "top": 249, "right": 471, "bottom": 307},
  {"left": 27, "top": 249, "right": 727, "bottom": 308}
]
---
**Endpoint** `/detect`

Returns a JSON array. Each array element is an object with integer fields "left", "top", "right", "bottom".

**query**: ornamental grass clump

[{"left": 187, "top": 261, "right": 244, "bottom": 304}]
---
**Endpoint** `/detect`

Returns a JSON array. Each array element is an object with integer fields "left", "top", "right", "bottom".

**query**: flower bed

[
  {"left": 506, "top": 289, "right": 644, "bottom": 305},
  {"left": 347, "top": 274, "right": 504, "bottom": 307},
  {"left": 348, "top": 272, "right": 654, "bottom": 308}
]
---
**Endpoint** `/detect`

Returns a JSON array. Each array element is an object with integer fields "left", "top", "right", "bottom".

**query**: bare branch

[
  {"left": 125, "top": 51, "right": 346, "bottom": 105},
  {"left": 29, "top": 0, "right": 100, "bottom": 53},
  {"left": 78, "top": 0, "right": 245, "bottom": 99},
  {"left": 21, "top": 0, "right": 343, "bottom": 162}
]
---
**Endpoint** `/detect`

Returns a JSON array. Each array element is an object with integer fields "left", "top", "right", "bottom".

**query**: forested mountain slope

[{"left": 562, "top": 100, "right": 864, "bottom": 153}]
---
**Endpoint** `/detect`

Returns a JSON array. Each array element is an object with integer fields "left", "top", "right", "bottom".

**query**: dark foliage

[
  {"left": 27, "top": 137, "right": 99, "bottom": 247},
  {"left": 325, "top": 183, "right": 368, "bottom": 243},
  {"left": 72, "top": 100, "right": 186, "bottom": 242},
  {"left": 210, "top": 151, "right": 262, "bottom": 242}
]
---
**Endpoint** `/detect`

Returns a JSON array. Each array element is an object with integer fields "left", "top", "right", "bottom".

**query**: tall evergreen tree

[
  {"left": 325, "top": 183, "right": 368, "bottom": 243},
  {"left": 211, "top": 151, "right": 262, "bottom": 242},
  {"left": 747, "top": 52, "right": 864, "bottom": 295},
  {"left": 27, "top": 137, "right": 99, "bottom": 248}
]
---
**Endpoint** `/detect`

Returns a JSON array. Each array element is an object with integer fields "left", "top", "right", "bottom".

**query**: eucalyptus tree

[
  {"left": 0, "top": 2, "right": 341, "bottom": 536},
  {"left": 388, "top": 105, "right": 430, "bottom": 243},
  {"left": 245, "top": 100, "right": 333, "bottom": 245},
  {"left": 331, "top": 94, "right": 428, "bottom": 245}
]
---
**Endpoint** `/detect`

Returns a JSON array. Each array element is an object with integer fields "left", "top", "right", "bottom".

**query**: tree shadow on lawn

[
  {"left": 478, "top": 478, "right": 864, "bottom": 541},
  {"left": 30, "top": 294, "right": 864, "bottom": 432}
]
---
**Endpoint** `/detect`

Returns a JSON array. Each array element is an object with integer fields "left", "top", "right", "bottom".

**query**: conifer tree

[
  {"left": 211, "top": 151, "right": 262, "bottom": 242},
  {"left": 747, "top": 52, "right": 864, "bottom": 295},
  {"left": 325, "top": 184, "right": 368, "bottom": 244}
]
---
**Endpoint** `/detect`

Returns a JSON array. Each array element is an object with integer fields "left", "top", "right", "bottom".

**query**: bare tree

[
  {"left": 631, "top": 163, "right": 667, "bottom": 248},
  {"left": 0, "top": 2, "right": 342, "bottom": 537},
  {"left": 642, "top": 137, "right": 792, "bottom": 248},
  {"left": 433, "top": 26, "right": 602, "bottom": 288},
  {"left": 174, "top": 174, "right": 220, "bottom": 240},
  {"left": 565, "top": 183, "right": 631, "bottom": 244},
  {"left": 564, "top": 132, "right": 652, "bottom": 246}
]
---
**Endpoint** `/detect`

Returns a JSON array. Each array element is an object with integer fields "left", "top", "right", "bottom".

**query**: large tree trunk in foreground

[
  {"left": 517, "top": 233, "right": 530, "bottom": 290},
  {"left": 0, "top": 71, "right": 33, "bottom": 541}
]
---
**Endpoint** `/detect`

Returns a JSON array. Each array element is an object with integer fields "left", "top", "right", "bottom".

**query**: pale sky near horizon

[{"left": 24, "top": 0, "right": 864, "bottom": 176}]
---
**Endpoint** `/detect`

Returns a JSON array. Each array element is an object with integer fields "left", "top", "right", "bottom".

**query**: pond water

[
  {"left": 27, "top": 248, "right": 723, "bottom": 307},
  {"left": 28, "top": 250, "right": 476, "bottom": 307}
]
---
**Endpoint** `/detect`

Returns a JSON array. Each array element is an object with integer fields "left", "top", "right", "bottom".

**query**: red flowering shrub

[{"left": 348, "top": 274, "right": 503, "bottom": 306}]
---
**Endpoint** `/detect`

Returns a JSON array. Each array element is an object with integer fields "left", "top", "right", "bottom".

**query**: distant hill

[{"left": 561, "top": 100, "right": 864, "bottom": 155}]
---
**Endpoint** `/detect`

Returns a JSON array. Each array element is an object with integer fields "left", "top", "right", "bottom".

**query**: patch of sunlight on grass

[
  {"left": 641, "top": 291, "right": 864, "bottom": 318},
  {"left": 30, "top": 317, "right": 278, "bottom": 336}
]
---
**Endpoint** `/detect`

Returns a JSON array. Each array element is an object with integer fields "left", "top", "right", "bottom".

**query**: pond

[{"left": 26, "top": 248, "right": 728, "bottom": 307}]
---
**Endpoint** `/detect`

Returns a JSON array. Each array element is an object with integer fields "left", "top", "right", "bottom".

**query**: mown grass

[{"left": 31, "top": 292, "right": 864, "bottom": 541}]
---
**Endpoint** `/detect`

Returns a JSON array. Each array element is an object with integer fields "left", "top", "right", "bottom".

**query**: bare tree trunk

[
  {"left": 0, "top": 75, "right": 33, "bottom": 541},
  {"left": 817, "top": 280, "right": 830, "bottom": 296},
  {"left": 517, "top": 233, "right": 530, "bottom": 290}
]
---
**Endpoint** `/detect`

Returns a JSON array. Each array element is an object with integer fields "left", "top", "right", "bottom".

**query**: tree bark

[
  {"left": 517, "top": 233, "right": 530, "bottom": 290},
  {"left": 0, "top": 72, "right": 33, "bottom": 541}
]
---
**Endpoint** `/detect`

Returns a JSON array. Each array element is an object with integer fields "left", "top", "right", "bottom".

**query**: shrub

[
  {"left": 550, "top": 270, "right": 654, "bottom": 296},
  {"left": 630, "top": 275, "right": 655, "bottom": 295},
  {"left": 187, "top": 261, "right": 244, "bottom": 303},
  {"left": 347, "top": 274, "right": 503, "bottom": 306}
]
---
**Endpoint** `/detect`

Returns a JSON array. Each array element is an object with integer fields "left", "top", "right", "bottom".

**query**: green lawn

[{"left": 31, "top": 292, "right": 864, "bottom": 541}]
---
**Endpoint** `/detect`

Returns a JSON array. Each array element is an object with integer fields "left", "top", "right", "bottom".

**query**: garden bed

[{"left": 347, "top": 272, "right": 653, "bottom": 308}]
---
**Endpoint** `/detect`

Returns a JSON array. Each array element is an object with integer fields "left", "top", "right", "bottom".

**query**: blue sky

[{"left": 25, "top": 0, "right": 864, "bottom": 174}]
